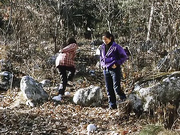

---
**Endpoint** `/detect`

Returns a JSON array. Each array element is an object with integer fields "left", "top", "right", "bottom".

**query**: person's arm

[
  {"left": 62, "top": 43, "right": 78, "bottom": 53},
  {"left": 115, "top": 45, "right": 127, "bottom": 65}
]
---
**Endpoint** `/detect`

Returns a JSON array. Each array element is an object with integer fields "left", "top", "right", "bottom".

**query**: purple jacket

[{"left": 100, "top": 42, "right": 127, "bottom": 69}]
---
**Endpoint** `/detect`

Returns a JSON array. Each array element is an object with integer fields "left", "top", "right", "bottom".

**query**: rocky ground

[
  {"left": 0, "top": 44, "right": 179, "bottom": 135},
  {"left": 0, "top": 86, "right": 145, "bottom": 134},
  {"left": 0, "top": 71, "right": 179, "bottom": 135}
]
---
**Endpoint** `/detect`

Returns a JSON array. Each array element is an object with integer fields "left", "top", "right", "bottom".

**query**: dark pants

[
  {"left": 103, "top": 66, "right": 126, "bottom": 108},
  {"left": 57, "top": 66, "right": 75, "bottom": 95}
]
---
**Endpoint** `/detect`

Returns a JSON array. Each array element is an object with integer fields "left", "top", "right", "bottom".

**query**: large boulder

[
  {"left": 131, "top": 71, "right": 180, "bottom": 112},
  {"left": 0, "top": 71, "right": 13, "bottom": 91},
  {"left": 20, "top": 76, "right": 49, "bottom": 107},
  {"left": 73, "top": 85, "right": 103, "bottom": 106}
]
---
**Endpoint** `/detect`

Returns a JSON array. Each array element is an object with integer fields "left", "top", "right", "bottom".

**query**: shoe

[{"left": 52, "top": 94, "right": 62, "bottom": 101}]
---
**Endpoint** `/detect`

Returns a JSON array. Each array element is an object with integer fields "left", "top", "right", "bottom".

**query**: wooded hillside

[{"left": 0, "top": 0, "right": 180, "bottom": 135}]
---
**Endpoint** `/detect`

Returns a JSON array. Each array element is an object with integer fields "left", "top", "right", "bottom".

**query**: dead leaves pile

[
  {"left": 1, "top": 70, "right": 178, "bottom": 135},
  {"left": 0, "top": 85, "right": 146, "bottom": 135},
  {"left": 0, "top": 102, "right": 146, "bottom": 135}
]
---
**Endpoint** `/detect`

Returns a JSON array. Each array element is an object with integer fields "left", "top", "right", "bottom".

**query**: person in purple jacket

[{"left": 100, "top": 32, "right": 127, "bottom": 109}]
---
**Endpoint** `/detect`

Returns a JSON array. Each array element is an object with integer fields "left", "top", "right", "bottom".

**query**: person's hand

[{"left": 112, "top": 64, "right": 117, "bottom": 69}]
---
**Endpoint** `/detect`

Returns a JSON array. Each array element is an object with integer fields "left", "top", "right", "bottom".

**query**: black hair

[
  {"left": 103, "top": 31, "right": 115, "bottom": 42},
  {"left": 67, "top": 37, "right": 77, "bottom": 45}
]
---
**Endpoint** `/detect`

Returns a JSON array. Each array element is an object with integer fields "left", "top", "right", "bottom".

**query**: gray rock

[
  {"left": 20, "top": 76, "right": 49, "bottom": 106},
  {"left": 133, "top": 71, "right": 180, "bottom": 111},
  {"left": 0, "top": 71, "right": 13, "bottom": 91},
  {"left": 73, "top": 85, "right": 103, "bottom": 106},
  {"left": 128, "top": 94, "right": 143, "bottom": 115}
]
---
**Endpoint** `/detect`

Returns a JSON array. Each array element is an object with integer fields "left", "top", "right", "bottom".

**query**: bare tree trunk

[
  {"left": 146, "top": 2, "right": 154, "bottom": 41},
  {"left": 5, "top": 0, "right": 13, "bottom": 45},
  {"left": 65, "top": 1, "right": 69, "bottom": 37},
  {"left": 107, "top": 19, "right": 111, "bottom": 33},
  {"left": 54, "top": 0, "right": 61, "bottom": 53},
  {"left": 107, "top": 0, "right": 111, "bottom": 33}
]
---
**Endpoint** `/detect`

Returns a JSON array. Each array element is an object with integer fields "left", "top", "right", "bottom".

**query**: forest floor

[
  {"left": 0, "top": 45, "right": 179, "bottom": 135},
  {"left": 0, "top": 71, "right": 150, "bottom": 135}
]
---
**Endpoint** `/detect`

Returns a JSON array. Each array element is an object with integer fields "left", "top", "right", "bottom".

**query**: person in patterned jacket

[{"left": 53, "top": 38, "right": 78, "bottom": 101}]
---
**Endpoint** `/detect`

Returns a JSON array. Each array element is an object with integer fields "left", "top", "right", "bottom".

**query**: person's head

[
  {"left": 102, "top": 31, "right": 114, "bottom": 45},
  {"left": 67, "top": 37, "right": 77, "bottom": 45}
]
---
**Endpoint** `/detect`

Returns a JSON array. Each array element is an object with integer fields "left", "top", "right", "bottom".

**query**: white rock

[
  {"left": 73, "top": 85, "right": 103, "bottom": 106},
  {"left": 87, "top": 124, "right": 96, "bottom": 132},
  {"left": 64, "top": 92, "right": 70, "bottom": 96},
  {"left": 52, "top": 94, "right": 62, "bottom": 102}
]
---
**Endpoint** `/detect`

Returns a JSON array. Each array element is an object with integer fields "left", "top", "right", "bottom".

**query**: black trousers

[
  {"left": 103, "top": 66, "right": 126, "bottom": 108},
  {"left": 57, "top": 65, "right": 75, "bottom": 95}
]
